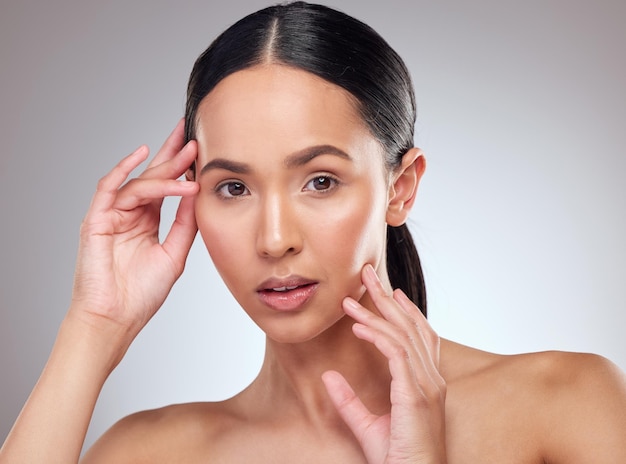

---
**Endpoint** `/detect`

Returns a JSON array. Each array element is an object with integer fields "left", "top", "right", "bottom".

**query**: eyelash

[
  {"left": 214, "top": 181, "right": 250, "bottom": 199},
  {"left": 303, "top": 174, "right": 341, "bottom": 193},
  {"left": 214, "top": 174, "right": 341, "bottom": 200}
]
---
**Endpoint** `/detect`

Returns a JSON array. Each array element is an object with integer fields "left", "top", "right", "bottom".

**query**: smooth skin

[{"left": 2, "top": 65, "right": 626, "bottom": 463}]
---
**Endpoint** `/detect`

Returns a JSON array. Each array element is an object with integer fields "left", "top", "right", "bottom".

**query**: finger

[
  {"left": 141, "top": 139, "right": 197, "bottom": 181},
  {"left": 146, "top": 118, "right": 186, "bottom": 169},
  {"left": 344, "top": 298, "right": 443, "bottom": 395},
  {"left": 161, "top": 193, "right": 199, "bottom": 273},
  {"left": 88, "top": 145, "right": 150, "bottom": 216},
  {"left": 321, "top": 371, "right": 381, "bottom": 444},
  {"left": 357, "top": 265, "right": 437, "bottom": 370},
  {"left": 114, "top": 178, "right": 197, "bottom": 211},
  {"left": 352, "top": 321, "right": 445, "bottom": 414},
  {"left": 394, "top": 289, "right": 440, "bottom": 367},
  {"left": 361, "top": 264, "right": 412, "bottom": 329},
  {"left": 343, "top": 295, "right": 427, "bottom": 367},
  {"left": 351, "top": 321, "right": 423, "bottom": 396}
]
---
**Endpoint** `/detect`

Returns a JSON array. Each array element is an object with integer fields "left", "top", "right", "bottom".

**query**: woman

[{"left": 2, "top": 2, "right": 625, "bottom": 462}]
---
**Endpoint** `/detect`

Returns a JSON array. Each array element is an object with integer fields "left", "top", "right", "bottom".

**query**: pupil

[
  {"left": 315, "top": 177, "right": 330, "bottom": 190},
  {"left": 228, "top": 183, "right": 245, "bottom": 196}
]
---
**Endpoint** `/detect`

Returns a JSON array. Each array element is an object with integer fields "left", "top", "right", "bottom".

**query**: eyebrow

[
  {"left": 284, "top": 144, "right": 352, "bottom": 168},
  {"left": 199, "top": 144, "right": 352, "bottom": 177},
  {"left": 200, "top": 158, "right": 250, "bottom": 176}
]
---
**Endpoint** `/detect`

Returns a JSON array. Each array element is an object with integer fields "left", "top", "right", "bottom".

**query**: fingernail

[
  {"left": 393, "top": 288, "right": 409, "bottom": 302},
  {"left": 364, "top": 264, "right": 378, "bottom": 281},
  {"left": 343, "top": 297, "right": 360, "bottom": 311}
]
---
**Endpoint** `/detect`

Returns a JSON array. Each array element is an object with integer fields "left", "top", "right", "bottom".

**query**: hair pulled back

[{"left": 185, "top": 1, "right": 427, "bottom": 315}]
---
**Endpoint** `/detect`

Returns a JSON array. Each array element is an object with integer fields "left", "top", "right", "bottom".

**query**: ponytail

[{"left": 386, "top": 224, "right": 427, "bottom": 317}]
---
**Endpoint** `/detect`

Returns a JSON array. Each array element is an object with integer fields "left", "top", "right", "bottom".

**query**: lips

[{"left": 256, "top": 276, "right": 319, "bottom": 311}]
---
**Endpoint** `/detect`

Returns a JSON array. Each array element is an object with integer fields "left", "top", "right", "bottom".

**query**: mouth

[{"left": 256, "top": 277, "right": 319, "bottom": 311}]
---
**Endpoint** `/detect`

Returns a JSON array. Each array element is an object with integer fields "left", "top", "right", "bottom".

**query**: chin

[{"left": 259, "top": 310, "right": 351, "bottom": 345}]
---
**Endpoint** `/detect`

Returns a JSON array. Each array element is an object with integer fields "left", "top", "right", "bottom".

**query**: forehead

[{"left": 195, "top": 64, "right": 380, "bottom": 159}]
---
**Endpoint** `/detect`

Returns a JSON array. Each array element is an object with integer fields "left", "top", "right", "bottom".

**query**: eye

[
  {"left": 304, "top": 175, "right": 339, "bottom": 192},
  {"left": 216, "top": 181, "right": 250, "bottom": 198}
]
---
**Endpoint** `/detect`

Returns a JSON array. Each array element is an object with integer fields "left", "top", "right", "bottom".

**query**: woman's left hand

[{"left": 322, "top": 264, "right": 447, "bottom": 464}]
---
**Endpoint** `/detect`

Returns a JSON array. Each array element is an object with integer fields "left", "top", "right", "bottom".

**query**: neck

[
  {"left": 251, "top": 305, "right": 391, "bottom": 426},
  {"left": 238, "top": 265, "right": 395, "bottom": 427}
]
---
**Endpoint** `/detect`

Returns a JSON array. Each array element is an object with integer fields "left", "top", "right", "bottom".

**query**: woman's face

[{"left": 194, "top": 64, "right": 393, "bottom": 343}]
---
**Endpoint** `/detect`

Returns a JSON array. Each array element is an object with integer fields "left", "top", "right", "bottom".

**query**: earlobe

[{"left": 386, "top": 148, "right": 426, "bottom": 227}]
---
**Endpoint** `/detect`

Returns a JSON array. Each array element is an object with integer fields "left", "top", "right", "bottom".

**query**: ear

[{"left": 386, "top": 148, "right": 426, "bottom": 227}]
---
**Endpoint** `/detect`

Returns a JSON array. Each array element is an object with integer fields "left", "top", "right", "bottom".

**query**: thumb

[{"left": 322, "top": 370, "right": 379, "bottom": 444}]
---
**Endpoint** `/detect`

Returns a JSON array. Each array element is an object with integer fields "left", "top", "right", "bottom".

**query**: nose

[{"left": 256, "top": 193, "right": 303, "bottom": 259}]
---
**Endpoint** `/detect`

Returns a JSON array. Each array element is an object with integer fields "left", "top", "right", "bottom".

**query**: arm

[
  {"left": 0, "top": 120, "right": 199, "bottom": 463},
  {"left": 0, "top": 315, "right": 130, "bottom": 463}
]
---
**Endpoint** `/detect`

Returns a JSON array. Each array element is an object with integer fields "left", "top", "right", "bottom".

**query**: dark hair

[{"left": 185, "top": 1, "right": 427, "bottom": 316}]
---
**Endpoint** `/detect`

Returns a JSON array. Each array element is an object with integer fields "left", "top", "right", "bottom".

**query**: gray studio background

[{"left": 1, "top": 0, "right": 624, "bottom": 451}]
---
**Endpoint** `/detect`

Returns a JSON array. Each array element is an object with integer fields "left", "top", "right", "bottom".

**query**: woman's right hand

[
  {"left": 0, "top": 120, "right": 200, "bottom": 464},
  {"left": 69, "top": 119, "right": 199, "bottom": 347}
]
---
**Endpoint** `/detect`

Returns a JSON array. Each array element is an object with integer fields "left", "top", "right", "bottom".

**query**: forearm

[
  {"left": 0, "top": 312, "right": 131, "bottom": 464},
  {"left": 1, "top": 122, "right": 197, "bottom": 463}
]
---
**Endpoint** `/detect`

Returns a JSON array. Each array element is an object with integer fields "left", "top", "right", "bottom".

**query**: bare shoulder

[
  {"left": 442, "top": 339, "right": 626, "bottom": 463},
  {"left": 523, "top": 350, "right": 626, "bottom": 463},
  {"left": 80, "top": 401, "right": 236, "bottom": 464}
]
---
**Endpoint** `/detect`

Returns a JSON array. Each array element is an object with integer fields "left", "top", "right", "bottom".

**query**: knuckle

[
  {"left": 437, "top": 380, "right": 447, "bottom": 397},
  {"left": 417, "top": 323, "right": 438, "bottom": 348},
  {"left": 424, "top": 382, "right": 445, "bottom": 403},
  {"left": 96, "top": 175, "right": 110, "bottom": 192},
  {"left": 423, "top": 375, "right": 447, "bottom": 403},
  {"left": 388, "top": 341, "right": 410, "bottom": 360},
  {"left": 410, "top": 383, "right": 446, "bottom": 410},
  {"left": 406, "top": 390, "right": 429, "bottom": 409}
]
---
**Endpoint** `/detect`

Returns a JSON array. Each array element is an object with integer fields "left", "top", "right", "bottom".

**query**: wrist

[
  {"left": 61, "top": 307, "right": 137, "bottom": 374},
  {"left": 0, "top": 308, "right": 135, "bottom": 462}
]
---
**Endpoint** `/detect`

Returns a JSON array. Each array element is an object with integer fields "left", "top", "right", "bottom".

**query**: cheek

[
  {"left": 194, "top": 197, "right": 249, "bottom": 284},
  {"left": 195, "top": 182, "right": 389, "bottom": 304},
  {"left": 305, "top": 190, "right": 388, "bottom": 282}
]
